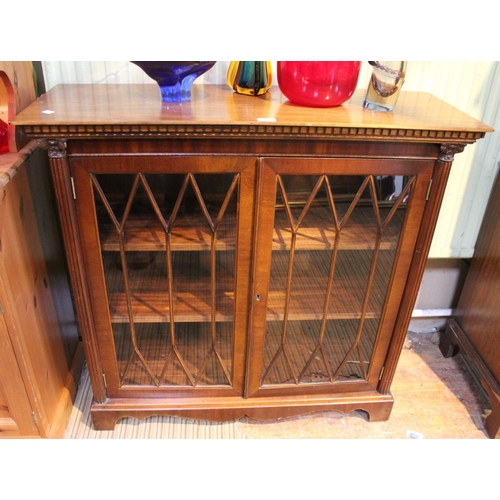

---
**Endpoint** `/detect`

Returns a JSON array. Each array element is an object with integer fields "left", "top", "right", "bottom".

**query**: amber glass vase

[{"left": 227, "top": 61, "right": 272, "bottom": 96}]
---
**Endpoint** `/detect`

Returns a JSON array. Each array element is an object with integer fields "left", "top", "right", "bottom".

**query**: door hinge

[
  {"left": 32, "top": 411, "right": 39, "bottom": 427},
  {"left": 102, "top": 373, "right": 107, "bottom": 389},
  {"left": 70, "top": 176, "right": 76, "bottom": 200},
  {"left": 425, "top": 179, "right": 433, "bottom": 201},
  {"left": 379, "top": 365, "right": 385, "bottom": 381}
]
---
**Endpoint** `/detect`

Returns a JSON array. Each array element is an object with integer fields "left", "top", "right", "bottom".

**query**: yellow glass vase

[{"left": 227, "top": 61, "right": 272, "bottom": 96}]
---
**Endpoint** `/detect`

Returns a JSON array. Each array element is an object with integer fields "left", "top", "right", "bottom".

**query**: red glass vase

[
  {"left": 0, "top": 119, "right": 8, "bottom": 154},
  {"left": 277, "top": 61, "right": 361, "bottom": 107}
]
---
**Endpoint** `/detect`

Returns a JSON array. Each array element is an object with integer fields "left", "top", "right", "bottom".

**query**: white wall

[{"left": 41, "top": 61, "right": 500, "bottom": 259}]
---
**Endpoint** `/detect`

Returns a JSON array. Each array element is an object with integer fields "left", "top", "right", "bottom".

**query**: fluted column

[
  {"left": 378, "top": 143, "right": 466, "bottom": 395},
  {"left": 39, "top": 139, "right": 107, "bottom": 403}
]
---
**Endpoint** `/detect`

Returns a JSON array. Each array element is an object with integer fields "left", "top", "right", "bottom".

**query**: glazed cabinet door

[
  {"left": 71, "top": 155, "right": 256, "bottom": 398},
  {"left": 247, "top": 157, "right": 434, "bottom": 397}
]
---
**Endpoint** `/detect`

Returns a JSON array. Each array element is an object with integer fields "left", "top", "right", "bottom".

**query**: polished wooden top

[{"left": 12, "top": 84, "right": 493, "bottom": 142}]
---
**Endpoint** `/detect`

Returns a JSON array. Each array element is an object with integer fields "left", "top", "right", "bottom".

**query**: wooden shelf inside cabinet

[
  {"left": 273, "top": 205, "right": 406, "bottom": 251},
  {"left": 103, "top": 245, "right": 392, "bottom": 324},
  {"left": 103, "top": 251, "right": 235, "bottom": 323},
  {"left": 266, "top": 248, "right": 392, "bottom": 321},
  {"left": 99, "top": 213, "right": 237, "bottom": 252},
  {"left": 98, "top": 203, "right": 406, "bottom": 254}
]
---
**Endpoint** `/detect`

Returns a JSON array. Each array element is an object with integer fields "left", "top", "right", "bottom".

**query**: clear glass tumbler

[{"left": 363, "top": 61, "right": 407, "bottom": 112}]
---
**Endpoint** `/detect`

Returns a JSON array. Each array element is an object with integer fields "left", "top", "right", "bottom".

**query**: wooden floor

[{"left": 64, "top": 331, "right": 491, "bottom": 439}]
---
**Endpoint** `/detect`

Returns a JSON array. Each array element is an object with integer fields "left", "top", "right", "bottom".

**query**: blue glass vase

[{"left": 131, "top": 61, "right": 216, "bottom": 103}]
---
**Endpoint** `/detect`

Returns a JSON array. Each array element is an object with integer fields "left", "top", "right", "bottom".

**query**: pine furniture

[
  {"left": 13, "top": 83, "right": 491, "bottom": 430},
  {"left": 0, "top": 62, "right": 82, "bottom": 438},
  {"left": 0, "top": 141, "right": 83, "bottom": 438}
]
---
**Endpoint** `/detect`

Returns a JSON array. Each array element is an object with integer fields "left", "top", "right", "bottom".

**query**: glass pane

[
  {"left": 93, "top": 172, "right": 238, "bottom": 387},
  {"left": 262, "top": 173, "right": 413, "bottom": 386}
]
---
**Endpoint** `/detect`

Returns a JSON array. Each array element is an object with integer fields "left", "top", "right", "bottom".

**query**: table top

[{"left": 12, "top": 84, "right": 493, "bottom": 142}]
